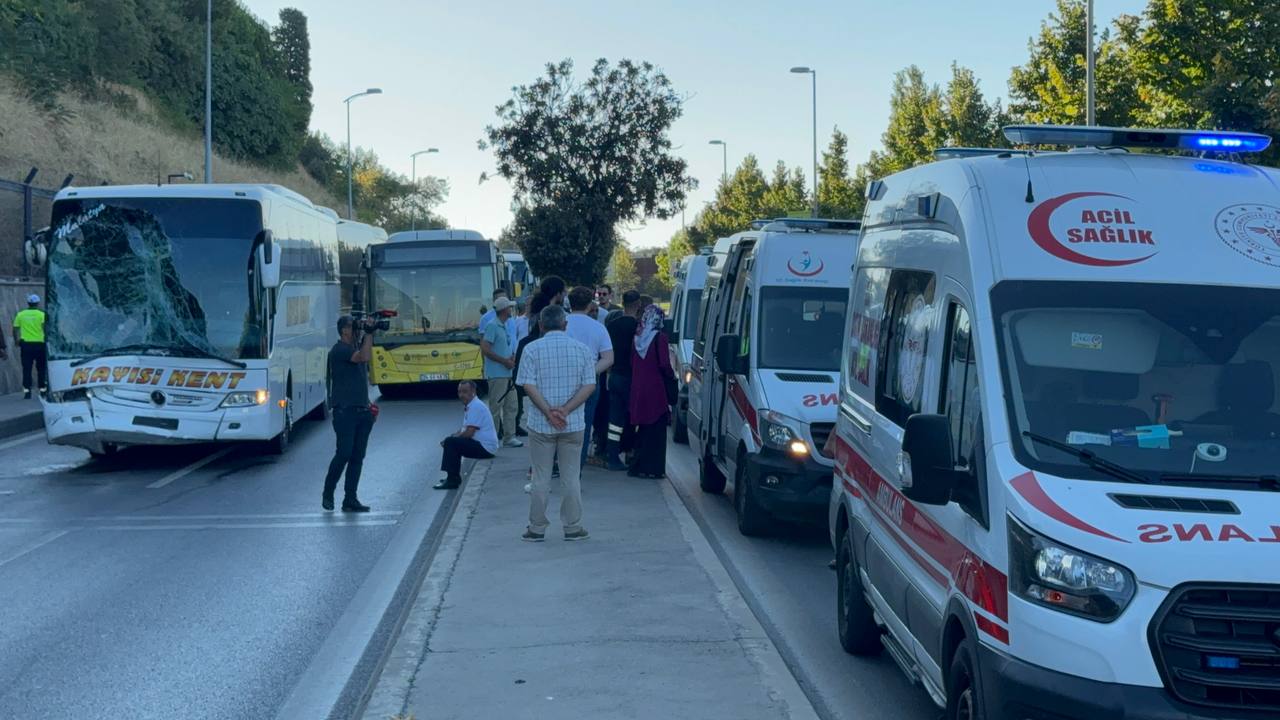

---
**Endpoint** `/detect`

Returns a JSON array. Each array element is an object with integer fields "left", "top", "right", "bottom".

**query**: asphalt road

[
  {"left": 666, "top": 442, "right": 942, "bottom": 720},
  {"left": 0, "top": 388, "right": 459, "bottom": 720}
]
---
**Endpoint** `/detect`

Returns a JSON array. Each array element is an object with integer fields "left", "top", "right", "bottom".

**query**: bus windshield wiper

[
  {"left": 1159, "top": 472, "right": 1280, "bottom": 492},
  {"left": 70, "top": 344, "right": 164, "bottom": 367},
  {"left": 166, "top": 343, "right": 248, "bottom": 369},
  {"left": 1022, "top": 431, "right": 1153, "bottom": 485}
]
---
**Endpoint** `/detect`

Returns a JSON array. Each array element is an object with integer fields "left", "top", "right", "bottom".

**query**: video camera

[{"left": 354, "top": 308, "right": 396, "bottom": 333}]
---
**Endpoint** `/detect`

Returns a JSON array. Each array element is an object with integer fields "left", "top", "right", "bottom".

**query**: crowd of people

[{"left": 438, "top": 275, "right": 677, "bottom": 541}]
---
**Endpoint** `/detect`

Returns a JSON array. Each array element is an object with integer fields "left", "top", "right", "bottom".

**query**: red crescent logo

[
  {"left": 787, "top": 255, "right": 824, "bottom": 277},
  {"left": 1027, "top": 191, "right": 1156, "bottom": 267}
]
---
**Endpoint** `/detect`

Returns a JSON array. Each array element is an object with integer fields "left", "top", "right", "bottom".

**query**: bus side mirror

[
  {"left": 257, "top": 241, "right": 281, "bottom": 289},
  {"left": 715, "top": 334, "right": 746, "bottom": 375},
  {"left": 257, "top": 229, "right": 274, "bottom": 264},
  {"left": 900, "top": 414, "right": 963, "bottom": 506}
]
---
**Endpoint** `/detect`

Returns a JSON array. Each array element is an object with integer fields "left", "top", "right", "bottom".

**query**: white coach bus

[{"left": 41, "top": 184, "right": 340, "bottom": 456}]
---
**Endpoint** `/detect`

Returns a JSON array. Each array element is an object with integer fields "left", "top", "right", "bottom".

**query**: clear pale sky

[{"left": 242, "top": 0, "right": 1146, "bottom": 248}]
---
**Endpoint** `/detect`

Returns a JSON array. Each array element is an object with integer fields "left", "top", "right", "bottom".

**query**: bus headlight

[
  {"left": 47, "top": 388, "right": 88, "bottom": 403},
  {"left": 1009, "top": 517, "right": 1134, "bottom": 622},
  {"left": 221, "top": 390, "right": 269, "bottom": 408}
]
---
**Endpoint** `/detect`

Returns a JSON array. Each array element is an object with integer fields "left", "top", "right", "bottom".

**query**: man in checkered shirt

[{"left": 516, "top": 304, "right": 597, "bottom": 542}]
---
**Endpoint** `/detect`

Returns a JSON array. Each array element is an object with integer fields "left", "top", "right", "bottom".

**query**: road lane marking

[
  {"left": 0, "top": 530, "right": 70, "bottom": 569},
  {"left": 94, "top": 520, "right": 399, "bottom": 530},
  {"left": 94, "top": 512, "right": 403, "bottom": 521},
  {"left": 146, "top": 447, "right": 234, "bottom": 489},
  {"left": 0, "top": 431, "right": 44, "bottom": 452}
]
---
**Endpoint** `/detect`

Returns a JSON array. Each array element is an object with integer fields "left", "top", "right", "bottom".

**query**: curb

[
  {"left": 360, "top": 453, "right": 491, "bottom": 719},
  {"left": 0, "top": 408, "right": 42, "bottom": 440},
  {"left": 272, "top": 456, "right": 480, "bottom": 720}
]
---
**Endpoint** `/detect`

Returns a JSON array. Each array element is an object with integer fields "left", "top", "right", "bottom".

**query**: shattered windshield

[
  {"left": 993, "top": 281, "right": 1280, "bottom": 485},
  {"left": 369, "top": 264, "right": 494, "bottom": 345},
  {"left": 46, "top": 197, "right": 265, "bottom": 361}
]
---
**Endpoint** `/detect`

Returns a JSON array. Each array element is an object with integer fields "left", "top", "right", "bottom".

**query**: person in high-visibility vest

[{"left": 12, "top": 294, "right": 47, "bottom": 399}]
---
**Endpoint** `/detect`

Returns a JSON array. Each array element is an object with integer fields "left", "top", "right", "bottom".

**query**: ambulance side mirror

[
  {"left": 900, "top": 414, "right": 963, "bottom": 506},
  {"left": 715, "top": 334, "right": 747, "bottom": 375},
  {"left": 663, "top": 318, "right": 677, "bottom": 343}
]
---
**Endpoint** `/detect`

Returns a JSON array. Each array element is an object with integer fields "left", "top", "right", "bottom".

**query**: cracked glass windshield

[
  {"left": 46, "top": 197, "right": 264, "bottom": 361},
  {"left": 994, "top": 281, "right": 1280, "bottom": 485}
]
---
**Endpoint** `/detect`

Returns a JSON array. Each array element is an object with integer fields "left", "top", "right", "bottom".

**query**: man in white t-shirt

[
  {"left": 564, "top": 286, "right": 614, "bottom": 468},
  {"left": 435, "top": 380, "right": 499, "bottom": 490}
]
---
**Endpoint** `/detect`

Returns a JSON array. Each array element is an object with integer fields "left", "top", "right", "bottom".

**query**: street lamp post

[
  {"left": 203, "top": 0, "right": 212, "bottom": 183},
  {"left": 344, "top": 88, "right": 383, "bottom": 219},
  {"left": 410, "top": 148, "right": 439, "bottom": 231},
  {"left": 1085, "top": 0, "right": 1095, "bottom": 125},
  {"left": 708, "top": 140, "right": 727, "bottom": 185},
  {"left": 790, "top": 66, "right": 818, "bottom": 218}
]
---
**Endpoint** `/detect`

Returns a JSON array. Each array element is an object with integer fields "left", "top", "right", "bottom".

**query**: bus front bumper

[{"left": 43, "top": 399, "right": 274, "bottom": 451}]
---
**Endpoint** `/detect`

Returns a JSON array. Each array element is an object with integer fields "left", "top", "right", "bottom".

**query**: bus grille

[{"left": 1151, "top": 584, "right": 1280, "bottom": 712}]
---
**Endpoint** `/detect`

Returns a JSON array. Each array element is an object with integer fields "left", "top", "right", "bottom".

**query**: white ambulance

[
  {"left": 688, "top": 218, "right": 860, "bottom": 535},
  {"left": 829, "top": 126, "right": 1280, "bottom": 719},
  {"left": 668, "top": 251, "right": 710, "bottom": 443}
]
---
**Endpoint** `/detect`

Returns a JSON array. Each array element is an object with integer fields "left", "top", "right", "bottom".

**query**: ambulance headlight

[
  {"left": 221, "top": 390, "right": 269, "bottom": 408},
  {"left": 759, "top": 410, "right": 808, "bottom": 456},
  {"left": 1009, "top": 518, "right": 1134, "bottom": 622}
]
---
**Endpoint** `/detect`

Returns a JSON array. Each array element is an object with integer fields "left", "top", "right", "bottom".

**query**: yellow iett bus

[{"left": 365, "top": 229, "right": 508, "bottom": 388}]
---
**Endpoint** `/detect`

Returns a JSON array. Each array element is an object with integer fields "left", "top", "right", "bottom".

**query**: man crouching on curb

[
  {"left": 515, "top": 305, "right": 595, "bottom": 542},
  {"left": 434, "top": 380, "right": 499, "bottom": 490}
]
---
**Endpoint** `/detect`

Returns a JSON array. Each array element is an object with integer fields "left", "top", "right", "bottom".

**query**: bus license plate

[{"left": 419, "top": 373, "right": 449, "bottom": 381}]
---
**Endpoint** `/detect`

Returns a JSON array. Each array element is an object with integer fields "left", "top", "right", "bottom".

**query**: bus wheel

[
  {"left": 269, "top": 396, "right": 292, "bottom": 455},
  {"left": 946, "top": 644, "right": 985, "bottom": 720},
  {"left": 699, "top": 451, "right": 726, "bottom": 494},
  {"left": 734, "top": 458, "right": 769, "bottom": 537},
  {"left": 837, "top": 526, "right": 882, "bottom": 655},
  {"left": 90, "top": 443, "right": 119, "bottom": 460},
  {"left": 672, "top": 411, "right": 689, "bottom": 444}
]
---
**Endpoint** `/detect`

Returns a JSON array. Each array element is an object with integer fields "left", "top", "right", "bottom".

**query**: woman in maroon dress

[{"left": 628, "top": 304, "right": 675, "bottom": 478}]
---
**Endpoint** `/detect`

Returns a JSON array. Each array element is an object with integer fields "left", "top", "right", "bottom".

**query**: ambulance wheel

[
  {"left": 734, "top": 460, "right": 769, "bottom": 537},
  {"left": 946, "top": 644, "right": 985, "bottom": 720},
  {"left": 699, "top": 451, "right": 726, "bottom": 494},
  {"left": 672, "top": 411, "right": 689, "bottom": 444},
  {"left": 837, "top": 527, "right": 881, "bottom": 655}
]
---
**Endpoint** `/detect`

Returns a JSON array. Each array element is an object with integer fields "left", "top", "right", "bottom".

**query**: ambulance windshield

[
  {"left": 757, "top": 287, "right": 847, "bottom": 371},
  {"left": 992, "top": 281, "right": 1280, "bottom": 486}
]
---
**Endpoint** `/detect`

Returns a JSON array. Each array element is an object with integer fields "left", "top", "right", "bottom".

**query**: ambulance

[
  {"left": 668, "top": 250, "right": 710, "bottom": 443},
  {"left": 829, "top": 125, "right": 1280, "bottom": 719},
  {"left": 688, "top": 218, "right": 860, "bottom": 536}
]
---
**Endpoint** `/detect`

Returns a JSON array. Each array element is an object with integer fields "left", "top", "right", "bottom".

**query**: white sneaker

[
  {"left": 504, "top": 438, "right": 525, "bottom": 448},
  {"left": 523, "top": 482, "right": 532, "bottom": 493}
]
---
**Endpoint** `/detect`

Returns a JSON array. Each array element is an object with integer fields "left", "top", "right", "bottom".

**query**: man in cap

[
  {"left": 12, "top": 294, "right": 47, "bottom": 399},
  {"left": 480, "top": 296, "right": 522, "bottom": 448}
]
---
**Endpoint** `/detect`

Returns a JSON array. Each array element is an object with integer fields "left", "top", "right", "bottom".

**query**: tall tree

[
  {"left": 937, "top": 63, "right": 1005, "bottom": 148},
  {"left": 861, "top": 66, "right": 944, "bottom": 180},
  {"left": 483, "top": 58, "right": 695, "bottom": 282},
  {"left": 655, "top": 227, "right": 696, "bottom": 292},
  {"left": 817, "top": 127, "right": 864, "bottom": 219},
  {"left": 762, "top": 160, "right": 809, "bottom": 218},
  {"left": 1007, "top": 0, "right": 1140, "bottom": 126},
  {"left": 273, "top": 8, "right": 312, "bottom": 141},
  {"left": 606, "top": 241, "right": 640, "bottom": 291}
]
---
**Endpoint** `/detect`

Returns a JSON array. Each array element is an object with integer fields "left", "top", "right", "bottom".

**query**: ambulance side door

[
  {"left": 713, "top": 245, "right": 754, "bottom": 468},
  {"left": 861, "top": 269, "right": 939, "bottom": 658}
]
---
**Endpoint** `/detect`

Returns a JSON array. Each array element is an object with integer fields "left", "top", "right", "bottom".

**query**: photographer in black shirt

[{"left": 323, "top": 315, "right": 377, "bottom": 512}]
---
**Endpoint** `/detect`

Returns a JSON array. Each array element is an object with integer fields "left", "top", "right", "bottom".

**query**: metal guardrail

[{"left": 0, "top": 169, "right": 71, "bottom": 277}]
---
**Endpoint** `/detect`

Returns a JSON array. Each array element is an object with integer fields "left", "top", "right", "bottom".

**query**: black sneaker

[
  {"left": 341, "top": 500, "right": 371, "bottom": 513},
  {"left": 23, "top": 390, "right": 31, "bottom": 400},
  {"left": 322, "top": 494, "right": 334, "bottom": 511},
  {"left": 433, "top": 477, "right": 460, "bottom": 490},
  {"left": 564, "top": 529, "right": 589, "bottom": 542},
  {"left": 521, "top": 529, "right": 545, "bottom": 542}
]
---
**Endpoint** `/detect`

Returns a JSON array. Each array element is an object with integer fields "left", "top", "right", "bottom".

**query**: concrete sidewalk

[
  {"left": 0, "top": 390, "right": 42, "bottom": 439},
  {"left": 363, "top": 447, "right": 818, "bottom": 720}
]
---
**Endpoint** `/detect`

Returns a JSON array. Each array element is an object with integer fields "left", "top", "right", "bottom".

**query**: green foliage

[
  {"left": 0, "top": 0, "right": 315, "bottom": 167},
  {"left": 1008, "top": 0, "right": 1140, "bottom": 126},
  {"left": 817, "top": 128, "right": 865, "bottom": 220},
  {"left": 685, "top": 153, "right": 817, "bottom": 247},
  {"left": 483, "top": 58, "right": 695, "bottom": 284},
  {"left": 654, "top": 228, "right": 695, "bottom": 293},
  {"left": 607, "top": 241, "right": 640, "bottom": 292},
  {"left": 301, "top": 133, "right": 448, "bottom": 230}
]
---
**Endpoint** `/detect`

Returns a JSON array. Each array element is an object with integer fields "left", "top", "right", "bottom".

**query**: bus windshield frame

[{"left": 367, "top": 241, "right": 498, "bottom": 346}]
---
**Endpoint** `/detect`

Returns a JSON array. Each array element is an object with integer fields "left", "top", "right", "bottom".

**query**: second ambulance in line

[{"left": 830, "top": 125, "right": 1280, "bottom": 720}]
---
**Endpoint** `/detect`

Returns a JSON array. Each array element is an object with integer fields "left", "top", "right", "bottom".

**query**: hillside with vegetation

[{"left": 0, "top": 0, "right": 445, "bottom": 276}]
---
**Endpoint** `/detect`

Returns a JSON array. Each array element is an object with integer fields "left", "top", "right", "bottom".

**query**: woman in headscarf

[{"left": 628, "top": 304, "right": 675, "bottom": 478}]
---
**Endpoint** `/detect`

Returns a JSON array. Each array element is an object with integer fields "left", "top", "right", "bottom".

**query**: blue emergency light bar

[{"left": 1003, "top": 125, "right": 1272, "bottom": 153}]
